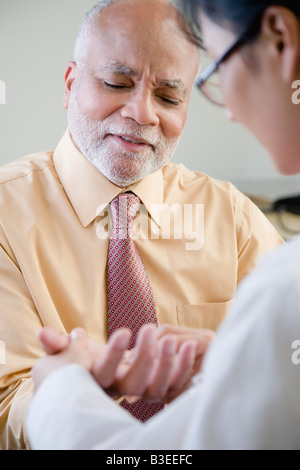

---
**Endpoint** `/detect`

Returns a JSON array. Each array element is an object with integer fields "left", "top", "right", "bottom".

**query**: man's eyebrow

[
  {"left": 157, "top": 79, "right": 188, "bottom": 97},
  {"left": 98, "top": 60, "right": 138, "bottom": 77}
]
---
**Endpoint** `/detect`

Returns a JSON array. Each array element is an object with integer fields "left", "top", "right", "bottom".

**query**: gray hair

[
  {"left": 73, "top": 0, "right": 186, "bottom": 68},
  {"left": 73, "top": 0, "right": 119, "bottom": 68}
]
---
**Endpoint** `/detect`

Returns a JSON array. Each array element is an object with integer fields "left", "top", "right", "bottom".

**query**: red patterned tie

[{"left": 107, "top": 192, "right": 164, "bottom": 420}]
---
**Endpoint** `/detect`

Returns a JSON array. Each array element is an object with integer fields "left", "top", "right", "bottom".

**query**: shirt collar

[{"left": 53, "top": 130, "right": 164, "bottom": 228}]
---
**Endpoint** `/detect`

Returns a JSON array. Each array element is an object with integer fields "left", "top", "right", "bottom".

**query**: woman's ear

[
  {"left": 63, "top": 61, "right": 77, "bottom": 109},
  {"left": 261, "top": 6, "right": 300, "bottom": 82}
]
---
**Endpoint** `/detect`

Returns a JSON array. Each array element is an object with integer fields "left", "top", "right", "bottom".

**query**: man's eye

[
  {"left": 103, "top": 81, "right": 126, "bottom": 89},
  {"left": 159, "top": 96, "right": 180, "bottom": 106}
]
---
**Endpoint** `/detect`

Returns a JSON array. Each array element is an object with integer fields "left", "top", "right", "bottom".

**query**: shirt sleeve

[
  {"left": 232, "top": 186, "right": 283, "bottom": 282},
  {"left": 26, "top": 242, "right": 300, "bottom": 450},
  {"left": 0, "top": 235, "right": 44, "bottom": 450}
]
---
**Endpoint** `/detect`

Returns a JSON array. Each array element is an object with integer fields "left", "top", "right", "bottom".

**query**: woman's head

[
  {"left": 183, "top": 1, "right": 300, "bottom": 38},
  {"left": 180, "top": 1, "right": 300, "bottom": 175}
]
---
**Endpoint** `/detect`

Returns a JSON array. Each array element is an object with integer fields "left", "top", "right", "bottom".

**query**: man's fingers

[
  {"left": 142, "top": 339, "right": 197, "bottom": 400},
  {"left": 92, "top": 328, "right": 131, "bottom": 389},
  {"left": 157, "top": 325, "right": 215, "bottom": 356},
  {"left": 115, "top": 325, "right": 157, "bottom": 396},
  {"left": 147, "top": 340, "right": 197, "bottom": 404},
  {"left": 169, "top": 341, "right": 197, "bottom": 390},
  {"left": 142, "top": 335, "right": 178, "bottom": 399}
]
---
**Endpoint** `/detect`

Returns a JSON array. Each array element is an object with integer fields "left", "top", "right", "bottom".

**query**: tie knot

[{"left": 110, "top": 193, "right": 140, "bottom": 238}]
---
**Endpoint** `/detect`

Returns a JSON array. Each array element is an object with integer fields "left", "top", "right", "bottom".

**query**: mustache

[{"left": 92, "top": 121, "right": 160, "bottom": 147}]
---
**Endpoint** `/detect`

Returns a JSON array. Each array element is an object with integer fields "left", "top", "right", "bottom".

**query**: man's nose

[{"left": 120, "top": 90, "right": 160, "bottom": 126}]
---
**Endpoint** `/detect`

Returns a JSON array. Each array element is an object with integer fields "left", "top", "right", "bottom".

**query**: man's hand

[
  {"left": 156, "top": 324, "right": 215, "bottom": 401},
  {"left": 33, "top": 324, "right": 210, "bottom": 403},
  {"left": 100, "top": 326, "right": 198, "bottom": 402}
]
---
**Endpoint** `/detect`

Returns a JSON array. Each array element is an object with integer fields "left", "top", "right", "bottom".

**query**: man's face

[{"left": 64, "top": 0, "right": 200, "bottom": 187}]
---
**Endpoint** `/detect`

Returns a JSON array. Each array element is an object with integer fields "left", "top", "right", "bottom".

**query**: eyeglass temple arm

[
  {"left": 196, "top": 62, "right": 218, "bottom": 87},
  {"left": 196, "top": 35, "right": 245, "bottom": 88}
]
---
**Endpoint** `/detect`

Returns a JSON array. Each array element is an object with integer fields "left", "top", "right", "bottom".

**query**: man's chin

[
  {"left": 103, "top": 172, "right": 145, "bottom": 188},
  {"left": 95, "top": 159, "right": 154, "bottom": 188}
]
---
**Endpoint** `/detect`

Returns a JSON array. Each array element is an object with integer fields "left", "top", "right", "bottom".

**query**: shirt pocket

[{"left": 177, "top": 300, "right": 234, "bottom": 331}]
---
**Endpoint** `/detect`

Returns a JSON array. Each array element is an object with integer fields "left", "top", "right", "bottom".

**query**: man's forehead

[{"left": 91, "top": 0, "right": 194, "bottom": 47}]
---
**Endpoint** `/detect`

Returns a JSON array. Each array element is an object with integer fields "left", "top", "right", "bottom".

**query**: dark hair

[{"left": 177, "top": 0, "right": 300, "bottom": 46}]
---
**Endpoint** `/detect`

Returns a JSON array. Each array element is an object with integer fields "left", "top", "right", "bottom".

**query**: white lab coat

[{"left": 26, "top": 237, "right": 300, "bottom": 450}]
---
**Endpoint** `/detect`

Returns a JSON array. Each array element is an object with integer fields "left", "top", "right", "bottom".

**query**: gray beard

[{"left": 67, "top": 92, "right": 179, "bottom": 187}]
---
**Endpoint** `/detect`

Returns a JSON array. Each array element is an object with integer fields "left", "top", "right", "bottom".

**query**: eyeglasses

[{"left": 196, "top": 17, "right": 262, "bottom": 106}]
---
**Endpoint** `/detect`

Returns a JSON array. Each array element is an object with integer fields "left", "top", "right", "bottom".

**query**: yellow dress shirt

[{"left": 0, "top": 130, "right": 282, "bottom": 449}]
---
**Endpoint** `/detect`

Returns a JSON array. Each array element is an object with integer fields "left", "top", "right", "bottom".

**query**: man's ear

[
  {"left": 63, "top": 61, "right": 77, "bottom": 109},
  {"left": 261, "top": 6, "right": 300, "bottom": 83}
]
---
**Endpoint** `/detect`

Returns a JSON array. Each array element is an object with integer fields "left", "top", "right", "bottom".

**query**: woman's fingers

[{"left": 37, "top": 327, "right": 70, "bottom": 355}]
